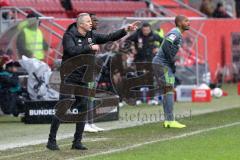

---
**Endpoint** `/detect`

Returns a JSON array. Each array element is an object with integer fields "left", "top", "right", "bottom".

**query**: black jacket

[
  {"left": 61, "top": 22, "right": 127, "bottom": 83},
  {"left": 127, "top": 29, "right": 163, "bottom": 62}
]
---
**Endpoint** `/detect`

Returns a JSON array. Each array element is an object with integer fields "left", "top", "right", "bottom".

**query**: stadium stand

[
  {"left": 71, "top": 0, "right": 147, "bottom": 17},
  {"left": 8, "top": 0, "right": 147, "bottom": 18},
  {"left": 152, "top": 0, "right": 205, "bottom": 17},
  {"left": 8, "top": 0, "right": 68, "bottom": 17}
]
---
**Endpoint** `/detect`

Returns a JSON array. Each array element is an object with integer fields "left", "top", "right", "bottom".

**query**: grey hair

[{"left": 76, "top": 13, "right": 90, "bottom": 27}]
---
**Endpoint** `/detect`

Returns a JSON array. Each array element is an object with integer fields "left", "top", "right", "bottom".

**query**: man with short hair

[
  {"left": 127, "top": 22, "right": 163, "bottom": 62},
  {"left": 46, "top": 13, "right": 139, "bottom": 151},
  {"left": 152, "top": 15, "right": 190, "bottom": 128},
  {"left": 83, "top": 13, "right": 104, "bottom": 133},
  {"left": 90, "top": 13, "right": 98, "bottom": 30}
]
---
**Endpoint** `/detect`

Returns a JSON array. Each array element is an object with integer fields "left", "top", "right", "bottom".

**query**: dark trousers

[{"left": 48, "top": 91, "right": 88, "bottom": 143}]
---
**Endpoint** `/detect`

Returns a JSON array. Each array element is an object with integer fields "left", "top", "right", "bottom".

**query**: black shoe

[
  {"left": 71, "top": 142, "right": 88, "bottom": 150},
  {"left": 46, "top": 140, "right": 60, "bottom": 151},
  {"left": 12, "top": 112, "right": 19, "bottom": 117}
]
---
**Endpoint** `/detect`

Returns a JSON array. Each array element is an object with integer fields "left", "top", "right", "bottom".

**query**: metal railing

[
  {"left": 0, "top": 6, "right": 65, "bottom": 62},
  {"left": 124, "top": 16, "right": 209, "bottom": 85},
  {"left": 174, "top": 0, "right": 207, "bottom": 17}
]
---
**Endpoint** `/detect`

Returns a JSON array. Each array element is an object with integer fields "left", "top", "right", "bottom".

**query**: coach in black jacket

[{"left": 47, "top": 13, "right": 139, "bottom": 151}]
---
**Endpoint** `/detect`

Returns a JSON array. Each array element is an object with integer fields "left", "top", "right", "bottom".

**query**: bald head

[
  {"left": 175, "top": 15, "right": 187, "bottom": 27},
  {"left": 174, "top": 15, "right": 190, "bottom": 32}
]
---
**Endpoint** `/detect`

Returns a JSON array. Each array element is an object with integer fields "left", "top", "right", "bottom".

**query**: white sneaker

[
  {"left": 84, "top": 123, "right": 98, "bottom": 133},
  {"left": 119, "top": 102, "right": 124, "bottom": 107},
  {"left": 90, "top": 124, "right": 105, "bottom": 132}
]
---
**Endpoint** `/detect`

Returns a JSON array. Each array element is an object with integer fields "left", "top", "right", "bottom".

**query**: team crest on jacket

[{"left": 88, "top": 38, "right": 92, "bottom": 44}]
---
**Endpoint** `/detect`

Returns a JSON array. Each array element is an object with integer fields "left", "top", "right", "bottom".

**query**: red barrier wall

[{"left": 201, "top": 19, "right": 240, "bottom": 82}]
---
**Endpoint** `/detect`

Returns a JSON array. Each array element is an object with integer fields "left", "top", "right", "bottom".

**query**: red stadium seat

[
  {"left": 152, "top": 0, "right": 180, "bottom": 8},
  {"left": 71, "top": 0, "right": 146, "bottom": 17},
  {"left": 8, "top": 0, "right": 147, "bottom": 18},
  {"left": 9, "top": 0, "right": 66, "bottom": 18}
]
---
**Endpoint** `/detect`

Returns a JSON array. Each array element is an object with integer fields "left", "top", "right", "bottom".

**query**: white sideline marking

[
  {"left": 1, "top": 104, "right": 240, "bottom": 158},
  {"left": 1, "top": 122, "right": 240, "bottom": 160},
  {"left": 70, "top": 121, "right": 240, "bottom": 160},
  {"left": 0, "top": 138, "right": 109, "bottom": 160},
  {"left": 1, "top": 104, "right": 239, "bottom": 151}
]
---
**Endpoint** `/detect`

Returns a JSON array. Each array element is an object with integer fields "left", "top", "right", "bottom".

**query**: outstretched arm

[{"left": 95, "top": 21, "right": 141, "bottom": 44}]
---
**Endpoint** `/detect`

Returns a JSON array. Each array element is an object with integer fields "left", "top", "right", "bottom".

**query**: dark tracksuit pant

[{"left": 48, "top": 81, "right": 88, "bottom": 143}]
